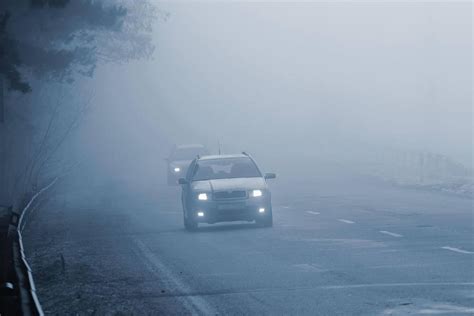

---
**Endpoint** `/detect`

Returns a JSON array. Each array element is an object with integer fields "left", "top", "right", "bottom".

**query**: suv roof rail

[{"left": 242, "top": 151, "right": 249, "bottom": 156}]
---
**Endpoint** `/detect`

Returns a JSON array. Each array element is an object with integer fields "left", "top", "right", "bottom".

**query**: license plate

[{"left": 218, "top": 203, "right": 245, "bottom": 211}]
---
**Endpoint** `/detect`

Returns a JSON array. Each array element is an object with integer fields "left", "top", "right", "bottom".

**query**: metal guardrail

[{"left": 1, "top": 177, "right": 58, "bottom": 316}]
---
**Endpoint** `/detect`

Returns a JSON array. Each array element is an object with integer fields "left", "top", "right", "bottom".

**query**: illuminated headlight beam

[
  {"left": 252, "top": 190, "right": 263, "bottom": 197},
  {"left": 174, "top": 167, "right": 180, "bottom": 172},
  {"left": 198, "top": 193, "right": 208, "bottom": 201}
]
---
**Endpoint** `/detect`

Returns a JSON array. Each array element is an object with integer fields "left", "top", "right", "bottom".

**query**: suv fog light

[
  {"left": 258, "top": 208, "right": 265, "bottom": 213},
  {"left": 197, "top": 211, "right": 205, "bottom": 217}
]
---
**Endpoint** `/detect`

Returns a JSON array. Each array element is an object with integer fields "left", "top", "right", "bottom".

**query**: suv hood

[{"left": 192, "top": 177, "right": 266, "bottom": 192}]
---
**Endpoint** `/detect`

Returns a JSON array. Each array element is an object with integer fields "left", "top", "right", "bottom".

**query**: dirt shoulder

[{"left": 22, "top": 180, "right": 182, "bottom": 315}]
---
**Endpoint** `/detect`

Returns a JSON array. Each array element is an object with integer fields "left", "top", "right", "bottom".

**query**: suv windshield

[
  {"left": 192, "top": 157, "right": 261, "bottom": 181},
  {"left": 172, "top": 147, "right": 207, "bottom": 161}
]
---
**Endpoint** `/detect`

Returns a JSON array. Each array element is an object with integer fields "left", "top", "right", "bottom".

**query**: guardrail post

[
  {"left": 1, "top": 205, "right": 12, "bottom": 278},
  {"left": 1, "top": 205, "right": 20, "bottom": 315}
]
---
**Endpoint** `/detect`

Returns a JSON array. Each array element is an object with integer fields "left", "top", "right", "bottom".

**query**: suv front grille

[{"left": 214, "top": 190, "right": 247, "bottom": 200}]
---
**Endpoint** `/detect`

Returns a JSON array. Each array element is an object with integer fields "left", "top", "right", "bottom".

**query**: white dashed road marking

[
  {"left": 441, "top": 246, "right": 474, "bottom": 254},
  {"left": 306, "top": 211, "right": 320, "bottom": 215},
  {"left": 293, "top": 263, "right": 326, "bottom": 273},
  {"left": 379, "top": 230, "right": 403, "bottom": 238},
  {"left": 338, "top": 219, "right": 355, "bottom": 224}
]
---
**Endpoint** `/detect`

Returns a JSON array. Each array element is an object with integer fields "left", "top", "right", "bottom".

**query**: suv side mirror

[
  {"left": 178, "top": 178, "right": 188, "bottom": 185},
  {"left": 264, "top": 173, "right": 276, "bottom": 180}
]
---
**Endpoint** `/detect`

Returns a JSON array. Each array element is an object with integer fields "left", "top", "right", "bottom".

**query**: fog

[
  {"left": 6, "top": 3, "right": 473, "bottom": 314},
  {"left": 74, "top": 1, "right": 472, "bottom": 185}
]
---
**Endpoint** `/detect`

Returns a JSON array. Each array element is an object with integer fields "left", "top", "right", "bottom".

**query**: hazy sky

[{"left": 81, "top": 1, "right": 472, "bottom": 172}]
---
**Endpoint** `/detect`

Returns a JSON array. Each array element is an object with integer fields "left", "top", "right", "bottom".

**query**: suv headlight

[
  {"left": 173, "top": 167, "right": 181, "bottom": 172},
  {"left": 251, "top": 189, "right": 263, "bottom": 197},
  {"left": 198, "top": 193, "right": 208, "bottom": 201}
]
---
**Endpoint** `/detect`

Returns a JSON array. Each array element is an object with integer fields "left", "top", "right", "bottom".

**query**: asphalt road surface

[{"left": 25, "top": 173, "right": 473, "bottom": 315}]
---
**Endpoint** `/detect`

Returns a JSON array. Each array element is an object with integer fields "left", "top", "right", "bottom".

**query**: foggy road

[
  {"left": 3, "top": 1, "right": 472, "bottom": 315},
  {"left": 25, "top": 174, "right": 474, "bottom": 315}
]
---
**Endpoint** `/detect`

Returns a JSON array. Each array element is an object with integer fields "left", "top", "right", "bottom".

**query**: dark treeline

[
  {"left": 1, "top": 0, "right": 154, "bottom": 93},
  {"left": 0, "top": 0, "right": 156, "bottom": 206}
]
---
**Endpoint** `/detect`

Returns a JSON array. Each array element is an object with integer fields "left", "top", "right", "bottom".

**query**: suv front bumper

[{"left": 190, "top": 196, "right": 271, "bottom": 224}]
